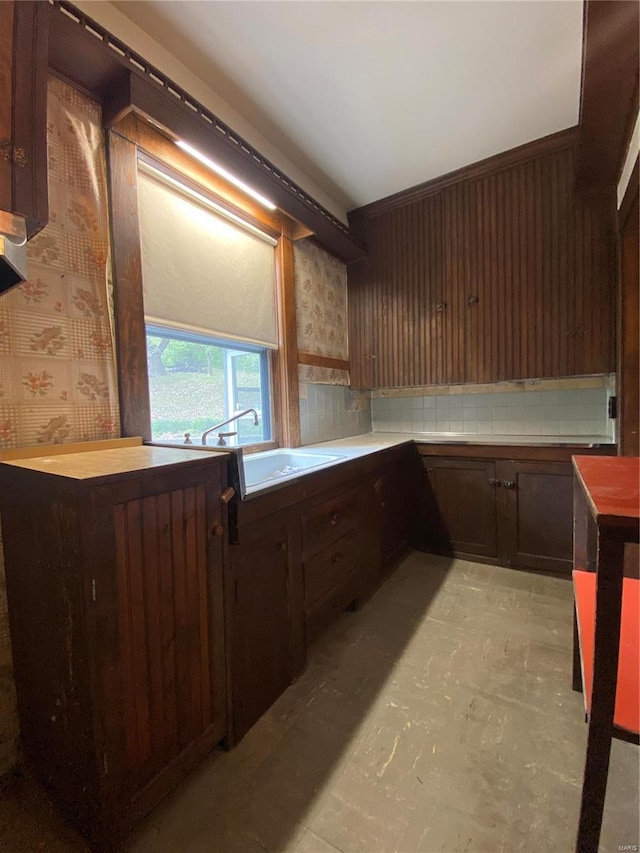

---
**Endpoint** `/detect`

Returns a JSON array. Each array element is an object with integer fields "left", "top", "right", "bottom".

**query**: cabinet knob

[
  {"left": 220, "top": 487, "right": 236, "bottom": 504},
  {"left": 467, "top": 295, "right": 479, "bottom": 306},
  {"left": 488, "top": 478, "right": 501, "bottom": 487},
  {"left": 330, "top": 512, "right": 339, "bottom": 526},
  {"left": 332, "top": 553, "right": 341, "bottom": 564},
  {"left": 210, "top": 524, "right": 224, "bottom": 538},
  {"left": 503, "top": 481, "right": 516, "bottom": 490},
  {"left": 276, "top": 540, "right": 288, "bottom": 552}
]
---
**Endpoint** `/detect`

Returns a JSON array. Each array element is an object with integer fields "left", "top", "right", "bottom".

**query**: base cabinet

[
  {"left": 499, "top": 461, "right": 574, "bottom": 573},
  {"left": 227, "top": 445, "right": 417, "bottom": 740},
  {"left": 227, "top": 516, "right": 301, "bottom": 742},
  {"left": 374, "top": 448, "right": 419, "bottom": 566},
  {"left": 417, "top": 449, "right": 577, "bottom": 574},
  {"left": 0, "top": 447, "right": 229, "bottom": 849},
  {"left": 420, "top": 458, "right": 498, "bottom": 559}
]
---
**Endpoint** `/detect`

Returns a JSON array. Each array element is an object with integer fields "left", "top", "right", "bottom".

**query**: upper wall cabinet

[
  {"left": 0, "top": 0, "right": 49, "bottom": 293},
  {"left": 347, "top": 137, "right": 617, "bottom": 389}
]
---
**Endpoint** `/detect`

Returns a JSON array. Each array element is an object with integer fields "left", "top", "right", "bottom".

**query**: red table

[{"left": 572, "top": 456, "right": 639, "bottom": 853}]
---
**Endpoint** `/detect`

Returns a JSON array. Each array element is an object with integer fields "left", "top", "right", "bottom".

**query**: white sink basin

[{"left": 243, "top": 449, "right": 345, "bottom": 491}]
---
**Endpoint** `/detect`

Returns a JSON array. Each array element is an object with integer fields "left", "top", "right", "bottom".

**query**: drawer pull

[
  {"left": 503, "top": 481, "right": 516, "bottom": 490},
  {"left": 331, "top": 553, "right": 341, "bottom": 564},
  {"left": 210, "top": 524, "right": 224, "bottom": 538},
  {"left": 330, "top": 512, "right": 339, "bottom": 526},
  {"left": 220, "top": 487, "right": 236, "bottom": 504}
]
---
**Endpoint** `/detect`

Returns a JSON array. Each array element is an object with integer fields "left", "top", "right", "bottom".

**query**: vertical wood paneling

[
  {"left": 348, "top": 144, "right": 616, "bottom": 388},
  {"left": 141, "top": 495, "right": 164, "bottom": 773},
  {"left": 114, "top": 483, "right": 215, "bottom": 787}
]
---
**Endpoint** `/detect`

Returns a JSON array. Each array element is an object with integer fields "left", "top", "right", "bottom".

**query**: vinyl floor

[{"left": 1, "top": 552, "right": 638, "bottom": 852}]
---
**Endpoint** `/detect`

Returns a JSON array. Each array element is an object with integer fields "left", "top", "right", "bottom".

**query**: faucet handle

[
  {"left": 184, "top": 432, "right": 192, "bottom": 445},
  {"left": 217, "top": 431, "right": 237, "bottom": 447}
]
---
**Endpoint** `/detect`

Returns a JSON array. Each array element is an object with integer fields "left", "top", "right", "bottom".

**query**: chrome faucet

[{"left": 201, "top": 408, "right": 260, "bottom": 446}]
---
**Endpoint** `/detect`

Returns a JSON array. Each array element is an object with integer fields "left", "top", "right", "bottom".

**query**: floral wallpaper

[
  {"left": 0, "top": 77, "right": 119, "bottom": 774},
  {"left": 293, "top": 239, "right": 350, "bottom": 386},
  {"left": 0, "top": 78, "right": 119, "bottom": 449}
]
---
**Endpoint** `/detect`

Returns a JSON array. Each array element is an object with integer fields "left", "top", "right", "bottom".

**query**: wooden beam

[
  {"left": 274, "top": 236, "right": 301, "bottom": 448},
  {"left": 575, "top": 0, "right": 640, "bottom": 191},
  {"left": 106, "top": 130, "right": 152, "bottom": 441},
  {"left": 298, "top": 353, "right": 350, "bottom": 372}
]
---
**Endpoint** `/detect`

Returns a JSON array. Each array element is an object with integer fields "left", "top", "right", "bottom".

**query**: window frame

[{"left": 106, "top": 120, "right": 301, "bottom": 451}]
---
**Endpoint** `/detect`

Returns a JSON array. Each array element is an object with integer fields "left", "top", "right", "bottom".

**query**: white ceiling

[{"left": 112, "top": 1, "right": 583, "bottom": 213}]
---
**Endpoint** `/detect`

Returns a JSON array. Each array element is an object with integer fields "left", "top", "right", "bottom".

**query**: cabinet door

[
  {"left": 421, "top": 457, "right": 498, "bottom": 558},
  {"left": 0, "top": 2, "right": 48, "bottom": 248},
  {"left": 227, "top": 518, "right": 299, "bottom": 741},
  {"left": 498, "top": 461, "right": 573, "bottom": 574},
  {"left": 93, "top": 463, "right": 227, "bottom": 807},
  {"left": 374, "top": 451, "right": 418, "bottom": 567}
]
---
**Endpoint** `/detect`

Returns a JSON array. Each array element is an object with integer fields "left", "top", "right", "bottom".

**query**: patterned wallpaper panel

[
  {"left": 0, "top": 78, "right": 119, "bottom": 448},
  {"left": 0, "top": 77, "right": 119, "bottom": 775},
  {"left": 294, "top": 240, "right": 350, "bottom": 386}
]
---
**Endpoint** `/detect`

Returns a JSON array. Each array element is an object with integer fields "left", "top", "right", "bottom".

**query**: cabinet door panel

[
  {"left": 375, "top": 452, "right": 417, "bottom": 566},
  {"left": 422, "top": 458, "right": 498, "bottom": 558},
  {"left": 499, "top": 461, "right": 573, "bottom": 573},
  {"left": 228, "top": 522, "right": 294, "bottom": 740},
  {"left": 111, "top": 475, "right": 226, "bottom": 793}
]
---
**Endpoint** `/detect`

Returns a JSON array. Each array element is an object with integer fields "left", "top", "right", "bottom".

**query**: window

[
  {"left": 136, "top": 159, "right": 280, "bottom": 449},
  {"left": 146, "top": 324, "right": 271, "bottom": 446}
]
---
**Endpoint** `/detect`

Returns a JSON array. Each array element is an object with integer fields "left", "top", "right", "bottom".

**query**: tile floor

[{"left": 0, "top": 553, "right": 638, "bottom": 852}]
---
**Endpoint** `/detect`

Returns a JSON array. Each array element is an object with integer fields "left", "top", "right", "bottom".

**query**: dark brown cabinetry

[
  {"left": 348, "top": 138, "right": 616, "bottom": 389},
  {"left": 227, "top": 444, "right": 417, "bottom": 739},
  {"left": 0, "top": 0, "right": 49, "bottom": 291},
  {"left": 226, "top": 515, "right": 301, "bottom": 742},
  {"left": 0, "top": 445, "right": 229, "bottom": 848},
  {"left": 303, "top": 487, "right": 366, "bottom": 644},
  {"left": 500, "top": 461, "right": 574, "bottom": 573},
  {"left": 417, "top": 447, "right": 588, "bottom": 575},
  {"left": 374, "top": 449, "right": 419, "bottom": 566},
  {"left": 421, "top": 458, "right": 498, "bottom": 559}
]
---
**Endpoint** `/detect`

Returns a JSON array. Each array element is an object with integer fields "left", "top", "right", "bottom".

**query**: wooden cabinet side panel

[
  {"left": 0, "top": 469, "right": 100, "bottom": 828},
  {"left": 103, "top": 477, "right": 226, "bottom": 797}
]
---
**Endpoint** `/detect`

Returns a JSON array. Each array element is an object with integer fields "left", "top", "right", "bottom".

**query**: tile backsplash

[
  {"left": 372, "top": 387, "right": 613, "bottom": 438},
  {"left": 300, "top": 384, "right": 371, "bottom": 445}
]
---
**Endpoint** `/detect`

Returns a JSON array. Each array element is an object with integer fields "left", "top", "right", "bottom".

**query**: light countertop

[
  {"left": 302, "top": 431, "right": 614, "bottom": 456},
  {"left": 243, "top": 431, "right": 614, "bottom": 498}
]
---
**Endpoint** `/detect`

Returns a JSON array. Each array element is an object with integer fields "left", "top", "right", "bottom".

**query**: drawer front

[
  {"left": 304, "top": 528, "right": 361, "bottom": 606},
  {"left": 306, "top": 567, "right": 363, "bottom": 645},
  {"left": 303, "top": 489, "right": 359, "bottom": 555}
]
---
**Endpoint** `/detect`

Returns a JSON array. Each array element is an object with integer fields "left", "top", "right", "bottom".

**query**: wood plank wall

[{"left": 347, "top": 140, "right": 617, "bottom": 390}]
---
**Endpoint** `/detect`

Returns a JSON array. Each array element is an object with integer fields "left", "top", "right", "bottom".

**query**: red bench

[{"left": 571, "top": 456, "right": 639, "bottom": 853}]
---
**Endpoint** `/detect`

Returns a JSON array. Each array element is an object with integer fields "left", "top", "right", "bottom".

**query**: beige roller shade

[{"left": 137, "top": 163, "right": 278, "bottom": 348}]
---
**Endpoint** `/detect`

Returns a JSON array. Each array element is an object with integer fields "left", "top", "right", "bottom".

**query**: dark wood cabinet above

[
  {"left": 0, "top": 0, "right": 49, "bottom": 293},
  {"left": 348, "top": 134, "right": 616, "bottom": 390}
]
